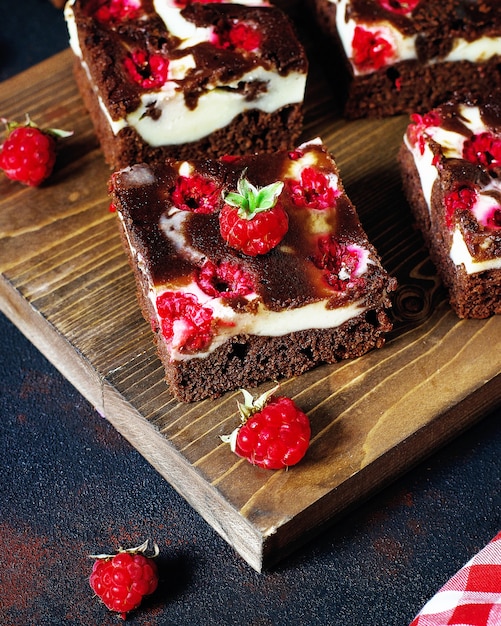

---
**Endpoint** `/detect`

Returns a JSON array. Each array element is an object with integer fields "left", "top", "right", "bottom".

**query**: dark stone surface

[{"left": 1, "top": 2, "right": 500, "bottom": 624}]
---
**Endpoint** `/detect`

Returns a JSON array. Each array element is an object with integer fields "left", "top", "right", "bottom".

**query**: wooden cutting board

[{"left": 1, "top": 48, "right": 500, "bottom": 572}]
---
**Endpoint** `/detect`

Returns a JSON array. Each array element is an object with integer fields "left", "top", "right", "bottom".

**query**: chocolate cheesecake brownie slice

[
  {"left": 399, "top": 93, "right": 501, "bottom": 318},
  {"left": 65, "top": 0, "right": 308, "bottom": 168},
  {"left": 110, "top": 138, "right": 397, "bottom": 401},
  {"left": 308, "top": 0, "right": 501, "bottom": 119}
]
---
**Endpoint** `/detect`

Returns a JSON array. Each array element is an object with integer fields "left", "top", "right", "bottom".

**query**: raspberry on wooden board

[
  {"left": 0, "top": 115, "right": 72, "bottom": 187},
  {"left": 222, "top": 386, "right": 311, "bottom": 470}
]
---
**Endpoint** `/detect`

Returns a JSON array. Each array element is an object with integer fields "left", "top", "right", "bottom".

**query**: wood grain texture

[{"left": 1, "top": 49, "right": 500, "bottom": 572}]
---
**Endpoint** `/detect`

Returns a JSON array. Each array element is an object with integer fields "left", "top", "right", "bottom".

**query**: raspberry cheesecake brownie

[
  {"left": 65, "top": 0, "right": 308, "bottom": 169},
  {"left": 308, "top": 0, "right": 501, "bottom": 118},
  {"left": 110, "top": 138, "right": 397, "bottom": 402},
  {"left": 399, "top": 93, "right": 501, "bottom": 319}
]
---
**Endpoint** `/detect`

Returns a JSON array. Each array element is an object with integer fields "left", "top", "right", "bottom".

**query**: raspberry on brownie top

[
  {"left": 110, "top": 138, "right": 396, "bottom": 364},
  {"left": 65, "top": 0, "right": 307, "bottom": 151},
  {"left": 402, "top": 95, "right": 501, "bottom": 276},
  {"left": 330, "top": 0, "right": 501, "bottom": 78}
]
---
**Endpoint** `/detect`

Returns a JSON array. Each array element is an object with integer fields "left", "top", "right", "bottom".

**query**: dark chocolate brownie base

[
  {"left": 308, "top": 0, "right": 501, "bottom": 119},
  {"left": 399, "top": 144, "right": 501, "bottom": 319},
  {"left": 115, "top": 210, "right": 394, "bottom": 402},
  {"left": 158, "top": 311, "right": 393, "bottom": 403},
  {"left": 73, "top": 58, "right": 304, "bottom": 170},
  {"left": 345, "top": 58, "right": 501, "bottom": 120}
]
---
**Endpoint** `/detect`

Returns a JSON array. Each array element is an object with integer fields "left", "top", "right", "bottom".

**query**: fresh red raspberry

[
  {"left": 89, "top": 541, "right": 159, "bottom": 620},
  {"left": 444, "top": 185, "right": 478, "bottom": 228},
  {"left": 219, "top": 175, "right": 288, "bottom": 256},
  {"left": 171, "top": 173, "right": 221, "bottom": 214},
  {"left": 156, "top": 291, "right": 215, "bottom": 352},
  {"left": 90, "top": 0, "right": 141, "bottom": 23},
  {"left": 377, "top": 0, "right": 420, "bottom": 14},
  {"left": 288, "top": 167, "right": 341, "bottom": 209},
  {"left": 0, "top": 116, "right": 71, "bottom": 187},
  {"left": 222, "top": 386, "right": 311, "bottom": 470},
  {"left": 288, "top": 148, "right": 305, "bottom": 160},
  {"left": 124, "top": 49, "right": 169, "bottom": 89},
  {"left": 351, "top": 26, "right": 395, "bottom": 71},
  {"left": 407, "top": 111, "right": 441, "bottom": 155},
  {"left": 486, "top": 206, "right": 501, "bottom": 229},
  {"left": 462, "top": 132, "right": 501, "bottom": 171},
  {"left": 195, "top": 260, "right": 255, "bottom": 298},
  {"left": 212, "top": 22, "right": 262, "bottom": 52},
  {"left": 312, "top": 235, "right": 365, "bottom": 293}
]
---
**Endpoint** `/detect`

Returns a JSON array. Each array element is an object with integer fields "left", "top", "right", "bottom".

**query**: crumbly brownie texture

[
  {"left": 110, "top": 138, "right": 396, "bottom": 402},
  {"left": 399, "top": 93, "right": 501, "bottom": 319},
  {"left": 65, "top": 0, "right": 308, "bottom": 169},
  {"left": 308, "top": 0, "right": 501, "bottom": 119}
]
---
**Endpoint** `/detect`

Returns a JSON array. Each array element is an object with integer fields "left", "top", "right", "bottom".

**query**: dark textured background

[{"left": 1, "top": 2, "right": 500, "bottom": 624}]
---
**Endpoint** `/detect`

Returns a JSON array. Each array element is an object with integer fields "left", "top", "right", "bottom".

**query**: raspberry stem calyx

[
  {"left": 224, "top": 173, "right": 284, "bottom": 220},
  {"left": 221, "top": 384, "right": 280, "bottom": 452},
  {"left": 1, "top": 114, "right": 73, "bottom": 140},
  {"left": 89, "top": 539, "right": 159, "bottom": 561}
]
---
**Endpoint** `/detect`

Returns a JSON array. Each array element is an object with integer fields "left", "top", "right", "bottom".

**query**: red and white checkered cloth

[{"left": 410, "top": 531, "right": 501, "bottom": 626}]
